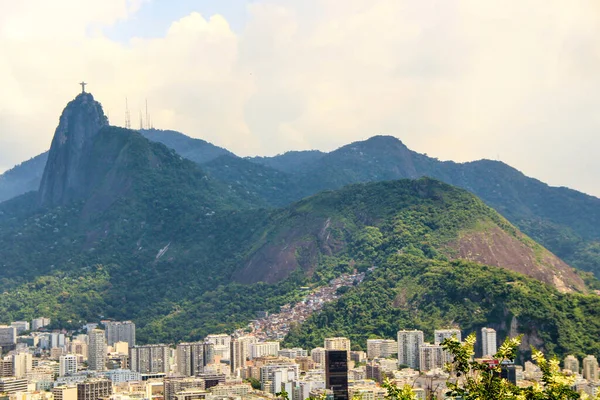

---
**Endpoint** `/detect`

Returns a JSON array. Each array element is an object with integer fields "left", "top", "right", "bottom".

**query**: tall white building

[
  {"left": 311, "top": 348, "right": 326, "bottom": 366},
  {"left": 434, "top": 329, "right": 461, "bottom": 345},
  {"left": 205, "top": 334, "right": 231, "bottom": 361},
  {"left": 130, "top": 344, "right": 170, "bottom": 374},
  {"left": 12, "top": 352, "right": 32, "bottom": 378},
  {"left": 105, "top": 321, "right": 136, "bottom": 348},
  {"left": 481, "top": 328, "right": 497, "bottom": 357},
  {"left": 583, "top": 355, "right": 599, "bottom": 382},
  {"left": 564, "top": 355, "right": 580, "bottom": 374},
  {"left": 324, "top": 337, "right": 351, "bottom": 352},
  {"left": 10, "top": 322, "right": 30, "bottom": 334},
  {"left": 0, "top": 326, "right": 17, "bottom": 347},
  {"left": 31, "top": 318, "right": 51, "bottom": 331},
  {"left": 88, "top": 329, "right": 107, "bottom": 371},
  {"left": 59, "top": 354, "right": 78, "bottom": 377},
  {"left": 419, "top": 344, "right": 451, "bottom": 372},
  {"left": 259, "top": 363, "right": 299, "bottom": 394},
  {"left": 366, "top": 339, "right": 397, "bottom": 359},
  {"left": 51, "top": 333, "right": 66, "bottom": 349},
  {"left": 397, "top": 330, "right": 424, "bottom": 370},
  {"left": 230, "top": 336, "right": 257, "bottom": 375},
  {"left": 250, "top": 342, "right": 280, "bottom": 359},
  {"left": 176, "top": 342, "right": 213, "bottom": 376}
]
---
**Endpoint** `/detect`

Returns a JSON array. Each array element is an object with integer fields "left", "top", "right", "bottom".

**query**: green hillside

[
  {"left": 283, "top": 254, "right": 600, "bottom": 359},
  {"left": 0, "top": 126, "right": 257, "bottom": 286},
  {"left": 1, "top": 175, "right": 595, "bottom": 353},
  {"left": 2, "top": 132, "right": 599, "bottom": 281},
  {"left": 246, "top": 136, "right": 600, "bottom": 278}
]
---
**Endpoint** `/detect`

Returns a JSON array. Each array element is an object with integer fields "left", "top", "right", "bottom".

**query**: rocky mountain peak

[{"left": 38, "top": 92, "right": 108, "bottom": 207}]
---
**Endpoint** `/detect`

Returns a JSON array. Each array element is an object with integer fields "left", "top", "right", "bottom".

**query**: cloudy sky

[{"left": 1, "top": 0, "right": 599, "bottom": 197}]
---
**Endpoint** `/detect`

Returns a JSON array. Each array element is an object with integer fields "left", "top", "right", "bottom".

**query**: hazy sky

[{"left": 1, "top": 0, "right": 599, "bottom": 197}]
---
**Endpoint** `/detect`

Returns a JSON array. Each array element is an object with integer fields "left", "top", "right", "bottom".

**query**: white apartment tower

[
  {"left": 88, "top": 329, "right": 107, "bottom": 371},
  {"left": 31, "top": 318, "right": 51, "bottom": 331},
  {"left": 564, "top": 355, "right": 580, "bottom": 374},
  {"left": 481, "top": 328, "right": 497, "bottom": 357},
  {"left": 176, "top": 342, "right": 214, "bottom": 376},
  {"left": 230, "top": 336, "right": 257, "bottom": 375},
  {"left": 397, "top": 330, "right": 424, "bottom": 370},
  {"left": 59, "top": 354, "right": 78, "bottom": 376},
  {"left": 419, "top": 344, "right": 451, "bottom": 372},
  {"left": 583, "top": 355, "right": 599, "bottom": 382},
  {"left": 12, "top": 352, "right": 32, "bottom": 378},
  {"left": 311, "top": 347, "right": 326, "bottom": 366},
  {"left": 129, "top": 344, "right": 170, "bottom": 374},
  {"left": 0, "top": 326, "right": 16, "bottom": 347},
  {"left": 105, "top": 321, "right": 136, "bottom": 348},
  {"left": 205, "top": 334, "right": 231, "bottom": 361},
  {"left": 434, "top": 329, "right": 461, "bottom": 345},
  {"left": 324, "top": 337, "right": 351, "bottom": 352},
  {"left": 367, "top": 339, "right": 397, "bottom": 359},
  {"left": 10, "top": 322, "right": 30, "bottom": 334},
  {"left": 250, "top": 342, "right": 280, "bottom": 359}
]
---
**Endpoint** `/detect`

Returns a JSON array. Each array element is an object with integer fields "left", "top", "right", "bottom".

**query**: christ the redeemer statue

[{"left": 80, "top": 81, "right": 87, "bottom": 93}]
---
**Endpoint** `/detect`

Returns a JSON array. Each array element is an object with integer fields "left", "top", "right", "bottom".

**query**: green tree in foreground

[
  {"left": 441, "top": 333, "right": 584, "bottom": 400},
  {"left": 382, "top": 377, "right": 418, "bottom": 400},
  {"left": 382, "top": 333, "right": 600, "bottom": 399}
]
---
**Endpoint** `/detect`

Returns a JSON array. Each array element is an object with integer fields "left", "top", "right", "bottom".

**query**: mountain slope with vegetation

[
  {"left": 242, "top": 136, "right": 600, "bottom": 278},
  {"left": 0, "top": 126, "right": 255, "bottom": 286},
  {"left": 284, "top": 254, "right": 600, "bottom": 362},
  {"left": 0, "top": 152, "right": 48, "bottom": 203},
  {"left": 2, "top": 131, "right": 598, "bottom": 280},
  {"left": 139, "top": 129, "right": 234, "bottom": 164},
  {"left": 0, "top": 173, "right": 595, "bottom": 350},
  {"left": 233, "top": 179, "right": 585, "bottom": 292},
  {"left": 2, "top": 93, "right": 598, "bottom": 356}
]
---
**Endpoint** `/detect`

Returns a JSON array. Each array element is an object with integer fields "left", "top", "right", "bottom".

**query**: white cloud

[{"left": 0, "top": 0, "right": 599, "bottom": 197}]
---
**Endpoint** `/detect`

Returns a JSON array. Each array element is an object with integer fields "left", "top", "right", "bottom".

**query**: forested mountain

[
  {"left": 1, "top": 169, "right": 597, "bottom": 356},
  {"left": 0, "top": 152, "right": 48, "bottom": 203},
  {"left": 2, "top": 131, "right": 598, "bottom": 279},
  {"left": 244, "top": 136, "right": 600, "bottom": 277},
  {"left": 247, "top": 150, "right": 325, "bottom": 173},
  {"left": 139, "top": 129, "right": 234, "bottom": 164},
  {"left": 1, "top": 93, "right": 599, "bottom": 358},
  {"left": 0, "top": 128, "right": 232, "bottom": 203}
]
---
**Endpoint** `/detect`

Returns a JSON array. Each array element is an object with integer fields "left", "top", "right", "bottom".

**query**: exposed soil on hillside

[
  {"left": 452, "top": 226, "right": 585, "bottom": 293},
  {"left": 232, "top": 217, "right": 345, "bottom": 284}
]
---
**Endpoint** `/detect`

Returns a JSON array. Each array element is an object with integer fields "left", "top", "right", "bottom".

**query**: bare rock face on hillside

[
  {"left": 454, "top": 226, "right": 586, "bottom": 293},
  {"left": 38, "top": 93, "right": 108, "bottom": 207}
]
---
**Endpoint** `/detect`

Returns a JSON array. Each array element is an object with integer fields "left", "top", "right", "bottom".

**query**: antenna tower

[
  {"left": 145, "top": 99, "right": 149, "bottom": 130},
  {"left": 125, "top": 98, "right": 131, "bottom": 129},
  {"left": 139, "top": 111, "right": 144, "bottom": 130}
]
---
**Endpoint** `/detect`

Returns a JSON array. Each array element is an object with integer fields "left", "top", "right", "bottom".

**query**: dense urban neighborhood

[{"left": 0, "top": 311, "right": 599, "bottom": 400}]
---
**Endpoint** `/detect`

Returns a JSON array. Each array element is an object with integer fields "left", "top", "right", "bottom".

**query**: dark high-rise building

[
  {"left": 196, "top": 373, "right": 225, "bottom": 389},
  {"left": 501, "top": 362, "right": 517, "bottom": 385},
  {"left": 325, "top": 350, "right": 348, "bottom": 400}
]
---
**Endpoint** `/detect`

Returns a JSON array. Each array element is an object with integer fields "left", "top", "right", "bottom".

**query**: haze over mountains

[{"left": 0, "top": 92, "right": 599, "bottom": 358}]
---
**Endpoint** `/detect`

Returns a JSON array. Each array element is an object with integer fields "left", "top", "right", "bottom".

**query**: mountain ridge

[
  {"left": 1, "top": 123, "right": 598, "bottom": 279},
  {"left": 0, "top": 93, "right": 598, "bottom": 358}
]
